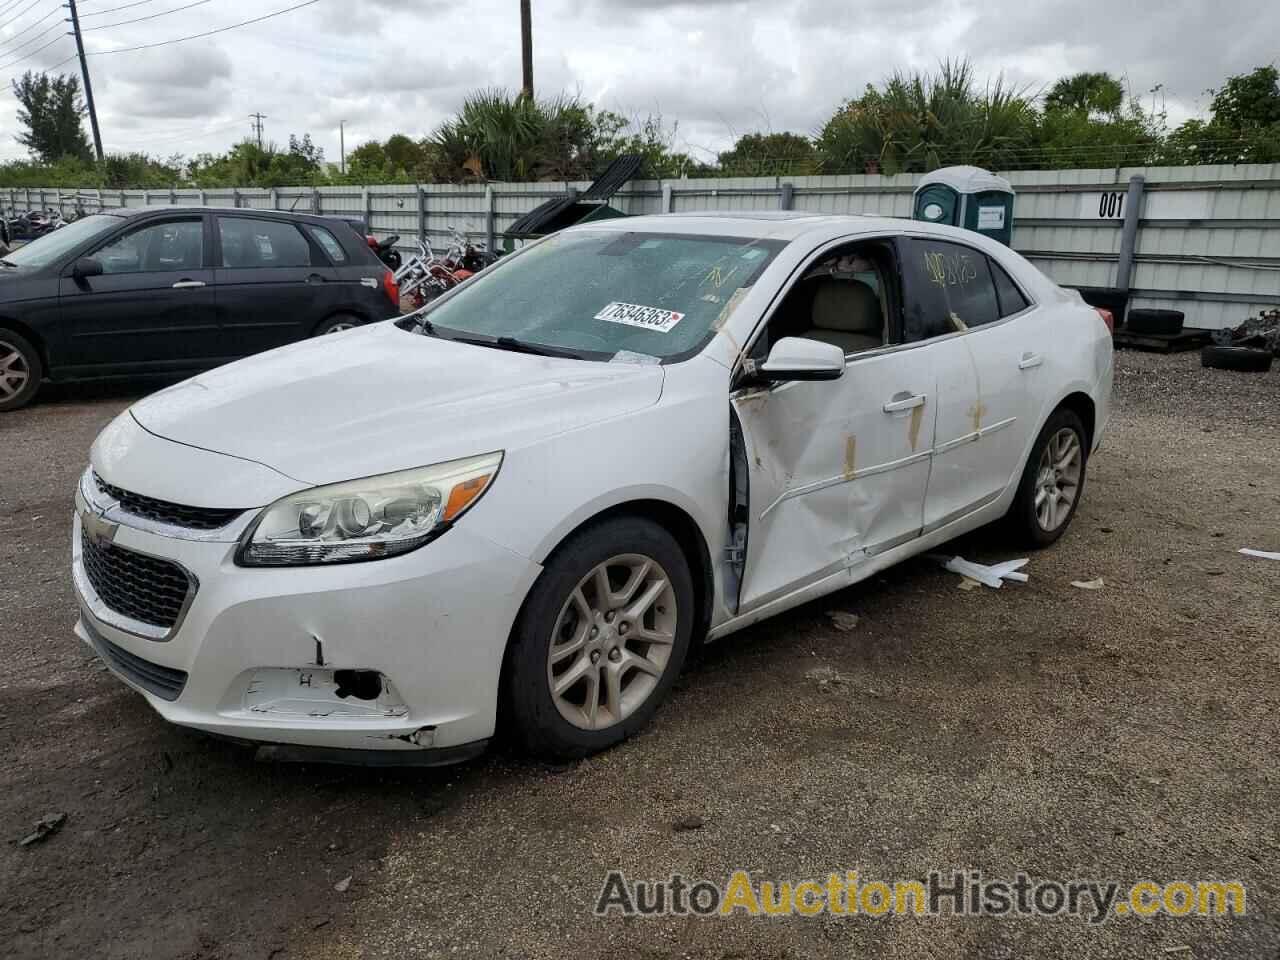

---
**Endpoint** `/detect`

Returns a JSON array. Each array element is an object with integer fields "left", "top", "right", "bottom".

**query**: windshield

[
  {"left": 409, "top": 229, "right": 785, "bottom": 361},
  {"left": 3, "top": 215, "right": 121, "bottom": 269}
]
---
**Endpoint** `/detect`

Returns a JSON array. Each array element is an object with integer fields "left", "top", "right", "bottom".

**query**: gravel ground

[{"left": 1, "top": 350, "right": 1277, "bottom": 960}]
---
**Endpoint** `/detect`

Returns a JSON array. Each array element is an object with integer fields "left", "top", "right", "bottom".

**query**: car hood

[{"left": 130, "top": 322, "right": 666, "bottom": 488}]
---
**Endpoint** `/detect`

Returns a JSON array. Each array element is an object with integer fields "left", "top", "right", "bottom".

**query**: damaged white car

[{"left": 73, "top": 213, "right": 1113, "bottom": 763}]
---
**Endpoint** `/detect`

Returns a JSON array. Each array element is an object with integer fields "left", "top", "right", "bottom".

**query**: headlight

[{"left": 236, "top": 452, "right": 502, "bottom": 566}]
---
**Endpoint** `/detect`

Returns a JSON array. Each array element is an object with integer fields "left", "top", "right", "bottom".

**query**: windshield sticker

[{"left": 595, "top": 301, "right": 685, "bottom": 333}]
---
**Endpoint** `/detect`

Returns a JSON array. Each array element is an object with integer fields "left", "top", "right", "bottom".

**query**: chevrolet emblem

[{"left": 82, "top": 509, "right": 118, "bottom": 546}]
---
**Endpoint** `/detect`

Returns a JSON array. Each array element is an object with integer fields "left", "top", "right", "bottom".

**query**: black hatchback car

[{"left": 0, "top": 207, "right": 401, "bottom": 411}]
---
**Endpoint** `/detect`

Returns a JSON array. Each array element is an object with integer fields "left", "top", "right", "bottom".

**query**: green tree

[
  {"left": 717, "top": 132, "right": 817, "bottom": 176},
  {"left": 1209, "top": 65, "right": 1280, "bottom": 128},
  {"left": 1044, "top": 72, "right": 1125, "bottom": 117},
  {"left": 11, "top": 71, "right": 93, "bottom": 163},
  {"left": 1160, "top": 66, "right": 1280, "bottom": 164}
]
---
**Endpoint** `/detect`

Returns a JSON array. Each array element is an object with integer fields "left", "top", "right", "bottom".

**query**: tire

[
  {"left": 1200, "top": 344, "right": 1272, "bottom": 373},
  {"left": 0, "top": 328, "right": 42, "bottom": 412},
  {"left": 503, "top": 515, "right": 695, "bottom": 761},
  {"left": 313, "top": 314, "right": 362, "bottom": 336},
  {"left": 1007, "top": 407, "right": 1088, "bottom": 548},
  {"left": 1125, "top": 308, "right": 1183, "bottom": 336}
]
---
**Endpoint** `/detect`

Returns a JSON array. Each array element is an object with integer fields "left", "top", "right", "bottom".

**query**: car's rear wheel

[
  {"left": 1008, "top": 407, "right": 1088, "bottom": 547},
  {"left": 504, "top": 516, "right": 694, "bottom": 761},
  {"left": 314, "top": 314, "right": 362, "bottom": 336},
  {"left": 0, "top": 329, "right": 41, "bottom": 412}
]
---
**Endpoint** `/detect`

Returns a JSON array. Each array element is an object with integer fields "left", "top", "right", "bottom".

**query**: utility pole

[
  {"left": 249, "top": 112, "right": 267, "bottom": 149},
  {"left": 519, "top": 0, "right": 533, "bottom": 100},
  {"left": 65, "top": 0, "right": 103, "bottom": 162},
  {"left": 339, "top": 120, "right": 345, "bottom": 174}
]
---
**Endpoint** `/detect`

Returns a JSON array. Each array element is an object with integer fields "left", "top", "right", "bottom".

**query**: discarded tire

[
  {"left": 1126, "top": 309, "right": 1184, "bottom": 336},
  {"left": 1200, "top": 345, "right": 1273, "bottom": 373}
]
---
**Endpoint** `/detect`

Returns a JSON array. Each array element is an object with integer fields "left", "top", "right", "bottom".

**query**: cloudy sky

[{"left": 0, "top": 0, "right": 1275, "bottom": 165}]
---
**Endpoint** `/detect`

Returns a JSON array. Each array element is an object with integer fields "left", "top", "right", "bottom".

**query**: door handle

[
  {"left": 883, "top": 393, "right": 926, "bottom": 413},
  {"left": 1018, "top": 352, "right": 1044, "bottom": 370},
  {"left": 305, "top": 273, "right": 326, "bottom": 284},
  {"left": 172, "top": 280, "right": 205, "bottom": 289}
]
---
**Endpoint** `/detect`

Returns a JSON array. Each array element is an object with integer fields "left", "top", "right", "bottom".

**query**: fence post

[
  {"left": 485, "top": 185, "right": 495, "bottom": 252},
  {"left": 169, "top": 185, "right": 176, "bottom": 205},
  {"left": 362, "top": 186, "right": 371, "bottom": 230},
  {"left": 661, "top": 183, "right": 674, "bottom": 213},
  {"left": 416, "top": 184, "right": 426, "bottom": 243},
  {"left": 143, "top": 189, "right": 150, "bottom": 207},
  {"left": 779, "top": 182, "right": 795, "bottom": 210},
  {"left": 1115, "top": 175, "right": 1146, "bottom": 296},
  {"left": 269, "top": 187, "right": 279, "bottom": 210},
  {"left": 312, "top": 186, "right": 320, "bottom": 214},
  {"left": 198, "top": 188, "right": 206, "bottom": 207}
]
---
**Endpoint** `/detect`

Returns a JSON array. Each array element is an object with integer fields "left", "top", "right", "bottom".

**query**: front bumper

[{"left": 72, "top": 482, "right": 541, "bottom": 754}]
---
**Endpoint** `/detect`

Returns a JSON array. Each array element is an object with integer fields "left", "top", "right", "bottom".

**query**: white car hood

[{"left": 130, "top": 322, "right": 665, "bottom": 488}]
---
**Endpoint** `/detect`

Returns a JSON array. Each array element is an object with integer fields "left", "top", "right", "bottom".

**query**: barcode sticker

[{"left": 594, "top": 301, "right": 685, "bottom": 333}]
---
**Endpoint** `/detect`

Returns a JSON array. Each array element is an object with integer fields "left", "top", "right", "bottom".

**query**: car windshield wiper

[{"left": 451, "top": 335, "right": 583, "bottom": 360}]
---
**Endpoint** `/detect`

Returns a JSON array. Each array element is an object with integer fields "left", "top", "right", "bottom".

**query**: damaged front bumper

[{"left": 72, "top": 480, "right": 541, "bottom": 759}]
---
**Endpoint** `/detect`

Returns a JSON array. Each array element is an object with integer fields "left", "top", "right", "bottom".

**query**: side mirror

[
  {"left": 755, "top": 336, "right": 846, "bottom": 382},
  {"left": 72, "top": 257, "right": 103, "bottom": 280}
]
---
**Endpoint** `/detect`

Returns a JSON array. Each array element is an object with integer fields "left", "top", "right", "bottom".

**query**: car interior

[{"left": 757, "top": 241, "right": 897, "bottom": 357}]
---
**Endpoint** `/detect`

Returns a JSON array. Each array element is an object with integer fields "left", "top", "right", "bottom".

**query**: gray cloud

[{"left": 0, "top": 0, "right": 1274, "bottom": 163}]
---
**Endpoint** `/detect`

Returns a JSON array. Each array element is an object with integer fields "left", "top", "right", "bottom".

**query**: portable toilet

[{"left": 912, "top": 166, "right": 1015, "bottom": 246}]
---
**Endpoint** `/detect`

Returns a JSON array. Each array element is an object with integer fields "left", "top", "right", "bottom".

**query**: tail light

[
  {"left": 1095, "top": 307, "right": 1115, "bottom": 333},
  {"left": 366, "top": 235, "right": 379, "bottom": 249},
  {"left": 381, "top": 268, "right": 399, "bottom": 308}
]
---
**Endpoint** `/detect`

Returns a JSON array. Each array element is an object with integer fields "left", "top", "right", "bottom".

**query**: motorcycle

[{"left": 367, "top": 233, "right": 403, "bottom": 271}]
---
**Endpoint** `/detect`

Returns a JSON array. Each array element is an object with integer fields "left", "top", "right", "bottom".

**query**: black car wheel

[
  {"left": 0, "top": 329, "right": 42, "bottom": 412},
  {"left": 313, "top": 314, "right": 363, "bottom": 336}
]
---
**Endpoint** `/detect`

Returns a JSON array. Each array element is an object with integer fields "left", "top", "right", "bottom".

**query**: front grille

[
  {"left": 94, "top": 472, "right": 242, "bottom": 531},
  {"left": 83, "top": 619, "right": 187, "bottom": 701},
  {"left": 80, "top": 529, "right": 193, "bottom": 630}
]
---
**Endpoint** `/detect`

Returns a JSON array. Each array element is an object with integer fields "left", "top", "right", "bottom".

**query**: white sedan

[{"left": 73, "top": 213, "right": 1113, "bottom": 763}]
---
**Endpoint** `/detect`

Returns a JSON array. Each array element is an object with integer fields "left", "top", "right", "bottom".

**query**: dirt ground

[{"left": 1, "top": 350, "right": 1277, "bottom": 960}]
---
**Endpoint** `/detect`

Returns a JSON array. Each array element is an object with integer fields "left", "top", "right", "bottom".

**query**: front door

[
  {"left": 58, "top": 216, "right": 219, "bottom": 371},
  {"left": 730, "top": 239, "right": 936, "bottom": 613},
  {"left": 213, "top": 215, "right": 338, "bottom": 355}
]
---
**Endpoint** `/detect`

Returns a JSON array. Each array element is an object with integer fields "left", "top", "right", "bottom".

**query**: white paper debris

[
  {"left": 1239, "top": 548, "right": 1280, "bottom": 561},
  {"left": 1071, "top": 578, "right": 1105, "bottom": 590},
  {"left": 933, "top": 555, "right": 1029, "bottom": 589},
  {"left": 826, "top": 611, "right": 860, "bottom": 632}
]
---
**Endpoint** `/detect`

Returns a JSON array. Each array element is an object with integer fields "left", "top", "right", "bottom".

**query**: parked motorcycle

[{"left": 367, "top": 233, "right": 403, "bottom": 271}]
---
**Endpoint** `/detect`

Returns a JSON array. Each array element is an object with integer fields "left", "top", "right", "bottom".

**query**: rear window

[
  {"left": 307, "top": 225, "right": 347, "bottom": 263},
  {"left": 990, "top": 258, "right": 1030, "bottom": 317},
  {"left": 218, "top": 217, "right": 312, "bottom": 268}
]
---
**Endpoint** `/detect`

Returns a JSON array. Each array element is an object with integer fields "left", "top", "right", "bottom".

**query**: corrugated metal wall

[{"left": 8, "top": 163, "right": 1278, "bottom": 329}]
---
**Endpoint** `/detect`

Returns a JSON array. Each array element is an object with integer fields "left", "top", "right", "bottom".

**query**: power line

[
  {"left": 0, "top": 0, "right": 46, "bottom": 33},
  {"left": 0, "top": 0, "right": 35, "bottom": 21},
  {"left": 1, "top": 48, "right": 73, "bottom": 87},
  {"left": 83, "top": 0, "right": 321, "bottom": 55},
  {"left": 81, "top": 0, "right": 213, "bottom": 31},
  {"left": 0, "top": 32, "right": 65, "bottom": 71},
  {"left": 0, "top": 6, "right": 60, "bottom": 51},
  {"left": 79, "top": 0, "right": 156, "bottom": 16}
]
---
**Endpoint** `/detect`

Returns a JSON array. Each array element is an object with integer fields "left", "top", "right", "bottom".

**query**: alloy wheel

[
  {"left": 0, "top": 340, "right": 30, "bottom": 401},
  {"left": 1034, "top": 427, "right": 1082, "bottom": 531},
  {"left": 323, "top": 321, "right": 355, "bottom": 334},
  {"left": 546, "top": 554, "right": 677, "bottom": 731}
]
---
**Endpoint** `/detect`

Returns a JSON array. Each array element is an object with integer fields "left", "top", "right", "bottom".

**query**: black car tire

[
  {"left": 503, "top": 515, "right": 694, "bottom": 762},
  {"left": 1200, "top": 344, "right": 1273, "bottom": 373},
  {"left": 1007, "top": 407, "right": 1088, "bottom": 548},
  {"left": 313, "top": 314, "right": 363, "bottom": 336},
  {"left": 0, "top": 328, "right": 42, "bottom": 412},
  {"left": 1125, "top": 308, "right": 1184, "bottom": 336}
]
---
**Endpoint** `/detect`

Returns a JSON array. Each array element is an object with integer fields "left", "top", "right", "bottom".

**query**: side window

[
  {"left": 93, "top": 219, "right": 203, "bottom": 275},
  {"left": 217, "top": 217, "right": 313, "bottom": 268},
  {"left": 901, "top": 239, "right": 999, "bottom": 341},
  {"left": 307, "top": 225, "right": 347, "bottom": 263},
  {"left": 989, "top": 258, "right": 1030, "bottom": 317}
]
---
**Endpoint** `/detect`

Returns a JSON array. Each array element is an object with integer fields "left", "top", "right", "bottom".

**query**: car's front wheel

[
  {"left": 1009, "top": 407, "right": 1088, "bottom": 547},
  {"left": 504, "top": 516, "right": 694, "bottom": 761},
  {"left": 0, "top": 329, "right": 41, "bottom": 412}
]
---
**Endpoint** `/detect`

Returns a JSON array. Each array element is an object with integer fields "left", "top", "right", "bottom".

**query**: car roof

[
  {"left": 102, "top": 206, "right": 334, "bottom": 224},
  {"left": 570, "top": 211, "right": 937, "bottom": 243}
]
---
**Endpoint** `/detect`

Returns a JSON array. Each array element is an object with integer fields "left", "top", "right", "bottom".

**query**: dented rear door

[{"left": 731, "top": 347, "right": 936, "bottom": 612}]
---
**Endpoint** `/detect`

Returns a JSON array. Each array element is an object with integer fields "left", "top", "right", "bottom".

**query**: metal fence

[{"left": 7, "top": 163, "right": 1279, "bottom": 329}]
